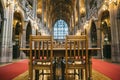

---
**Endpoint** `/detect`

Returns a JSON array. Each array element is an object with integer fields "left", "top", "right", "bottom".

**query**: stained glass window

[{"left": 54, "top": 19, "right": 68, "bottom": 40}]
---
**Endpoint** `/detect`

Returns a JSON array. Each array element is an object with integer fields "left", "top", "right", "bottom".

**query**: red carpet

[
  {"left": 92, "top": 58, "right": 120, "bottom": 80},
  {"left": 0, "top": 59, "right": 120, "bottom": 80},
  {"left": 0, "top": 59, "right": 28, "bottom": 80}
]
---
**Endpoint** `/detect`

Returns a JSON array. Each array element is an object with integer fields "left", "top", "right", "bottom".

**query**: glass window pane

[{"left": 53, "top": 19, "right": 68, "bottom": 40}]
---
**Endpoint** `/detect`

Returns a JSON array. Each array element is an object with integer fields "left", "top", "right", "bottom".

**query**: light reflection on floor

[
  {"left": 17, "top": 61, "right": 111, "bottom": 80},
  {"left": 0, "top": 59, "right": 112, "bottom": 80}
]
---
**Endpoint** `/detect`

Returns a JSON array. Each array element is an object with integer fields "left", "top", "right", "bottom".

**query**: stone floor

[
  {"left": 13, "top": 59, "right": 111, "bottom": 80},
  {"left": 13, "top": 70, "right": 111, "bottom": 80}
]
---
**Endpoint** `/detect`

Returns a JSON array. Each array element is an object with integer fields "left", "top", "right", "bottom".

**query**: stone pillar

[
  {"left": 50, "top": 16, "right": 54, "bottom": 34},
  {"left": 21, "top": 21, "right": 28, "bottom": 48},
  {"left": 110, "top": 4, "right": 120, "bottom": 62},
  {"left": 46, "top": 1, "right": 48, "bottom": 29},
  {"left": 42, "top": 0, "right": 44, "bottom": 28},
  {"left": 96, "top": 21, "right": 103, "bottom": 58},
  {"left": 0, "top": 8, "right": 8, "bottom": 62},
  {"left": 19, "top": 22, "right": 28, "bottom": 59},
  {"left": 117, "top": 6, "right": 120, "bottom": 62},
  {"left": 77, "top": 0, "right": 80, "bottom": 29},
  {"left": 1, "top": 0, "right": 14, "bottom": 62},
  {"left": 7, "top": 2, "right": 14, "bottom": 62},
  {"left": 71, "top": 14, "right": 74, "bottom": 34},
  {"left": 85, "top": 0, "right": 89, "bottom": 19},
  {"left": 33, "top": 0, "right": 37, "bottom": 19},
  {"left": 69, "top": 18, "right": 72, "bottom": 34},
  {"left": 73, "top": 3, "right": 76, "bottom": 34}
]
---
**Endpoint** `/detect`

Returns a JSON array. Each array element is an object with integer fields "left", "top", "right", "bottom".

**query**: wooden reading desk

[{"left": 20, "top": 47, "right": 100, "bottom": 79}]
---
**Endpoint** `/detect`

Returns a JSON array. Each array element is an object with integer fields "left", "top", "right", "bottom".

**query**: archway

[
  {"left": 90, "top": 21, "right": 97, "bottom": 47},
  {"left": 26, "top": 21, "right": 32, "bottom": 48},
  {"left": 100, "top": 10, "right": 111, "bottom": 59},
  {"left": 0, "top": 1, "right": 4, "bottom": 54},
  {"left": 90, "top": 21, "right": 97, "bottom": 56},
  {"left": 13, "top": 11, "right": 23, "bottom": 59}
]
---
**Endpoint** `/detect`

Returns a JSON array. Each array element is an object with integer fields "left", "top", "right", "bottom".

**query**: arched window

[{"left": 53, "top": 19, "right": 68, "bottom": 40}]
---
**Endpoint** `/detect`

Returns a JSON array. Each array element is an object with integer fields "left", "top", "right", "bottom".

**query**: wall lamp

[
  {"left": 109, "top": 0, "right": 118, "bottom": 5},
  {"left": 6, "top": 0, "right": 14, "bottom": 7},
  {"left": 80, "top": 7, "right": 86, "bottom": 17},
  {"left": 6, "top": 0, "right": 12, "bottom": 7},
  {"left": 102, "top": 4, "right": 108, "bottom": 11}
]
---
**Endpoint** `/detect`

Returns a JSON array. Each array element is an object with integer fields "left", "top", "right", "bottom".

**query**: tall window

[{"left": 54, "top": 19, "right": 68, "bottom": 40}]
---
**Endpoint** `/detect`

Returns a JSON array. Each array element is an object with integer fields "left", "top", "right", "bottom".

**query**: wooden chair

[
  {"left": 65, "top": 35, "right": 89, "bottom": 80},
  {"left": 29, "top": 35, "right": 53, "bottom": 80}
]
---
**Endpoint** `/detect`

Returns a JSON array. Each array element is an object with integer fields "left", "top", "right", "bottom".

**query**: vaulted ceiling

[
  {"left": 26, "top": 0, "right": 87, "bottom": 29},
  {"left": 37, "top": 0, "right": 76, "bottom": 27}
]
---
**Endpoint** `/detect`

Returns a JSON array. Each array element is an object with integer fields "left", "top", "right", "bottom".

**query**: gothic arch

[
  {"left": 12, "top": 11, "right": 24, "bottom": 59},
  {"left": 90, "top": 20, "right": 97, "bottom": 47},
  {"left": 13, "top": 9, "right": 26, "bottom": 35},
  {"left": 13, "top": 11, "right": 23, "bottom": 41},
  {"left": 26, "top": 21, "right": 32, "bottom": 47},
  {"left": 98, "top": 10, "right": 111, "bottom": 43},
  {"left": 100, "top": 10, "right": 111, "bottom": 59},
  {"left": 100, "top": 10, "right": 111, "bottom": 44}
]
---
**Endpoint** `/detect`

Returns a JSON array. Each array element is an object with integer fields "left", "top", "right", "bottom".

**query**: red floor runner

[
  {"left": 0, "top": 59, "right": 120, "bottom": 80},
  {"left": 92, "top": 58, "right": 120, "bottom": 80},
  {"left": 0, "top": 59, "right": 28, "bottom": 80}
]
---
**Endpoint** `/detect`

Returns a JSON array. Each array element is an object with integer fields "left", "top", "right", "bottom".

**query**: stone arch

[
  {"left": 90, "top": 20, "right": 97, "bottom": 47},
  {"left": 13, "top": 7, "right": 26, "bottom": 34},
  {"left": 100, "top": 10, "right": 111, "bottom": 59},
  {"left": 14, "top": 6, "right": 26, "bottom": 21},
  {"left": 12, "top": 11, "right": 24, "bottom": 59},
  {"left": 13, "top": 11, "right": 23, "bottom": 41},
  {"left": 100, "top": 10, "right": 111, "bottom": 44}
]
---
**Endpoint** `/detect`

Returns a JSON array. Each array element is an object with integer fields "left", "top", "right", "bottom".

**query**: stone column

[
  {"left": 0, "top": 8, "right": 8, "bottom": 62},
  {"left": 85, "top": 0, "right": 89, "bottom": 19},
  {"left": 71, "top": 15, "right": 74, "bottom": 34},
  {"left": 73, "top": 3, "right": 76, "bottom": 34},
  {"left": 7, "top": 2, "right": 14, "bottom": 62},
  {"left": 50, "top": 14, "right": 53, "bottom": 35},
  {"left": 33, "top": 0, "right": 37, "bottom": 19},
  {"left": 1, "top": 0, "right": 14, "bottom": 62},
  {"left": 21, "top": 21, "right": 28, "bottom": 48},
  {"left": 46, "top": 0, "right": 48, "bottom": 29},
  {"left": 69, "top": 18, "right": 72, "bottom": 34},
  {"left": 77, "top": 0, "right": 80, "bottom": 29},
  {"left": 19, "top": 21, "right": 28, "bottom": 59},
  {"left": 42, "top": 0, "right": 44, "bottom": 28},
  {"left": 117, "top": 7, "right": 120, "bottom": 62},
  {"left": 110, "top": 4, "right": 120, "bottom": 62},
  {"left": 96, "top": 21, "right": 103, "bottom": 58}
]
